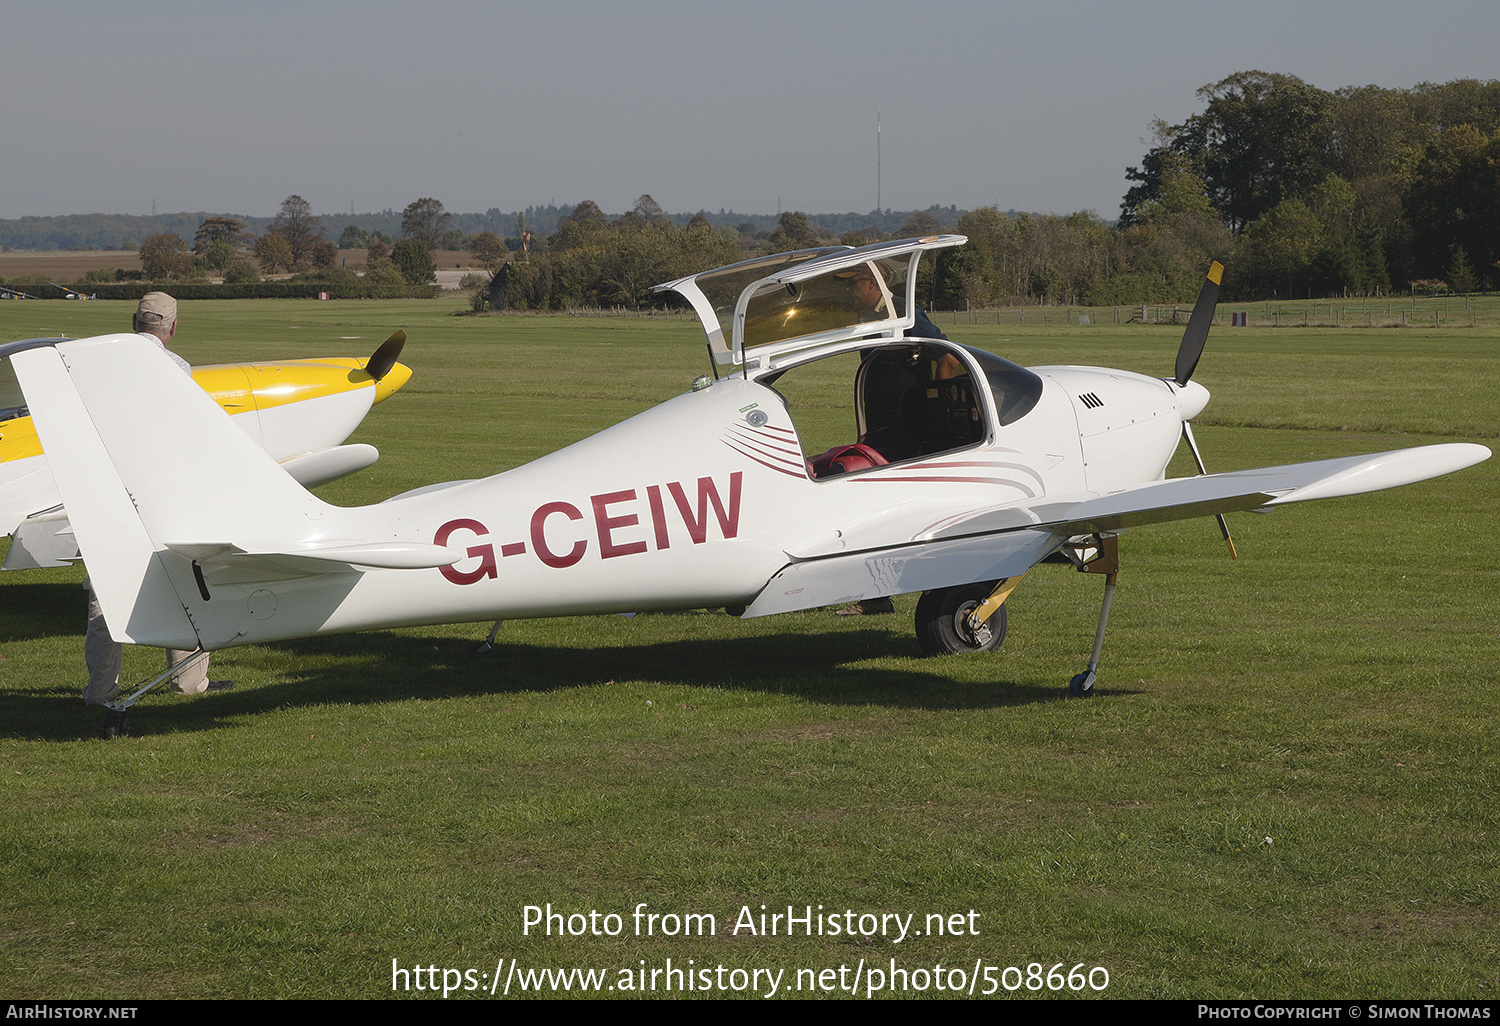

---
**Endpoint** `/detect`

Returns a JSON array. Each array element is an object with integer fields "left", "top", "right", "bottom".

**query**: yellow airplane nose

[{"left": 372, "top": 361, "right": 412, "bottom": 405}]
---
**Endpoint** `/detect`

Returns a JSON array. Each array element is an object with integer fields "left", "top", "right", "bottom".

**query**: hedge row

[{"left": 35, "top": 281, "right": 442, "bottom": 301}]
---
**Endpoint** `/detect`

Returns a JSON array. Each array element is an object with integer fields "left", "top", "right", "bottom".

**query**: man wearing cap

[{"left": 82, "top": 293, "right": 233, "bottom": 706}]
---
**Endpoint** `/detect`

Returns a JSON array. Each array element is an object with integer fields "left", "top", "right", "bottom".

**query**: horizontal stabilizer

[
  {"left": 164, "top": 540, "right": 461, "bottom": 572},
  {"left": 2, "top": 508, "right": 76, "bottom": 570}
]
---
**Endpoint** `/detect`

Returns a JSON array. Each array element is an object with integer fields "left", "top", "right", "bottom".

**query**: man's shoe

[{"left": 206, "top": 680, "right": 235, "bottom": 693}]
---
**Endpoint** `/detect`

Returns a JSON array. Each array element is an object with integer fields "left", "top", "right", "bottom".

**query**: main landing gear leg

[
  {"left": 100, "top": 648, "right": 212, "bottom": 739},
  {"left": 1065, "top": 535, "right": 1119, "bottom": 699},
  {"left": 470, "top": 621, "right": 504, "bottom": 656}
]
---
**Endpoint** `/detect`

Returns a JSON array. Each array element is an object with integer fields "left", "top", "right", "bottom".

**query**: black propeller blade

[
  {"left": 365, "top": 330, "right": 406, "bottom": 382},
  {"left": 1174, "top": 261, "right": 1223, "bottom": 387},
  {"left": 1172, "top": 261, "right": 1236, "bottom": 557}
]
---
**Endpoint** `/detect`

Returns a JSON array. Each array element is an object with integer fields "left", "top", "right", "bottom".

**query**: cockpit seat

[{"left": 809, "top": 443, "right": 889, "bottom": 479}]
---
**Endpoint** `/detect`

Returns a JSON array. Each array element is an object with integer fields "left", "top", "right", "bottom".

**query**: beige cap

[{"left": 135, "top": 291, "right": 177, "bottom": 327}]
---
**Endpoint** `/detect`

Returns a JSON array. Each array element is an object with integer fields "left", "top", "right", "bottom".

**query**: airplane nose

[
  {"left": 1175, "top": 379, "right": 1211, "bottom": 421},
  {"left": 373, "top": 362, "right": 413, "bottom": 405}
]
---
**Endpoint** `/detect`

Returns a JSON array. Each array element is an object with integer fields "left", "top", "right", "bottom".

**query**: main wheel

[{"left": 915, "top": 583, "right": 1008, "bottom": 656}]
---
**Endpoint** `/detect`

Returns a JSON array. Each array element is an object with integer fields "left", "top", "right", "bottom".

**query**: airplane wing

[
  {"left": 743, "top": 443, "right": 1489, "bottom": 617},
  {"left": 943, "top": 445, "right": 1491, "bottom": 539},
  {"left": 744, "top": 527, "right": 1059, "bottom": 617}
]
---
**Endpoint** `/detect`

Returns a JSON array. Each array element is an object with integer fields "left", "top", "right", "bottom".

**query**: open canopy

[{"left": 654, "top": 235, "right": 966, "bottom": 372}]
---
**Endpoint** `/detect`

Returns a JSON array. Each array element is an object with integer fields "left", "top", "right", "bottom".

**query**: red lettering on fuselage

[
  {"left": 646, "top": 484, "right": 670, "bottom": 550},
  {"left": 434, "top": 518, "right": 498, "bottom": 585},
  {"left": 667, "top": 473, "right": 742, "bottom": 543},
  {"left": 592, "top": 489, "right": 648, "bottom": 559},
  {"left": 530, "top": 501, "right": 587, "bottom": 568},
  {"left": 434, "top": 471, "right": 744, "bottom": 584}
]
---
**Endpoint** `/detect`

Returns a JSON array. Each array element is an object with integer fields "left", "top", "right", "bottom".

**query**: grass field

[{"left": 2, "top": 298, "right": 1497, "bottom": 1000}]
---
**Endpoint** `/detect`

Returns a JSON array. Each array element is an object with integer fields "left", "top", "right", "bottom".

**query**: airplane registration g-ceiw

[
  {"left": 5, "top": 237, "right": 1489, "bottom": 737},
  {"left": 1, "top": 332, "right": 411, "bottom": 570}
]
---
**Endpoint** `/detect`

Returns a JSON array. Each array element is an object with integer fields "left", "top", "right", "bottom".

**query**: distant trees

[
  {"left": 223, "top": 258, "right": 261, "bottom": 284},
  {"left": 1120, "top": 73, "right": 1500, "bottom": 295},
  {"left": 554, "top": 200, "right": 609, "bottom": 251},
  {"left": 200, "top": 239, "right": 238, "bottom": 274},
  {"left": 254, "top": 232, "right": 295, "bottom": 273},
  {"left": 768, "top": 212, "right": 820, "bottom": 252},
  {"left": 139, "top": 233, "right": 196, "bottom": 279},
  {"left": 468, "top": 230, "right": 509, "bottom": 273},
  {"left": 391, "top": 237, "right": 436, "bottom": 285},
  {"left": 269, "top": 195, "right": 326, "bottom": 267},
  {"left": 339, "top": 225, "right": 371, "bottom": 249},
  {"left": 194, "top": 216, "right": 253, "bottom": 253},
  {"left": 490, "top": 199, "right": 737, "bottom": 310},
  {"left": 1403, "top": 124, "right": 1500, "bottom": 284},
  {"left": 617, "top": 194, "right": 665, "bottom": 228},
  {"left": 193, "top": 215, "right": 252, "bottom": 275},
  {"left": 401, "top": 198, "right": 451, "bottom": 250},
  {"left": 310, "top": 237, "right": 339, "bottom": 268}
]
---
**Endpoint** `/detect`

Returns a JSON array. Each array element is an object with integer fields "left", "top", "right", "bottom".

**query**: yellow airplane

[{"left": 0, "top": 331, "right": 410, "bottom": 569}]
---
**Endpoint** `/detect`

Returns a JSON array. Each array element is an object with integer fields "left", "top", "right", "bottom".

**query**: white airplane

[
  {"left": 5, "top": 237, "right": 1489, "bottom": 737},
  {"left": 1, "top": 332, "right": 411, "bottom": 569}
]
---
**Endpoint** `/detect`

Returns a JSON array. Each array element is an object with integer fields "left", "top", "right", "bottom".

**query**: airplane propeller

[
  {"left": 365, "top": 330, "right": 406, "bottom": 382},
  {"left": 1172, "top": 262, "right": 1237, "bottom": 558},
  {"left": 1174, "top": 262, "right": 1221, "bottom": 387}
]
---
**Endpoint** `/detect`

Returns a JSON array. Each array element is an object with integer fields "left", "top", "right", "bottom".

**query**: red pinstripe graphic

[
  {"left": 724, "top": 435, "right": 806, "bottom": 469},
  {"left": 726, "top": 428, "right": 805, "bottom": 462},
  {"left": 902, "top": 458, "right": 1021, "bottom": 469},
  {"left": 722, "top": 440, "right": 809, "bottom": 479},
  {"left": 852, "top": 475, "right": 1038, "bottom": 496},
  {"left": 881, "top": 459, "right": 1045, "bottom": 489}
]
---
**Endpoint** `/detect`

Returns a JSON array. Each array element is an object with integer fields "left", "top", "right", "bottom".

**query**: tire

[{"left": 915, "top": 582, "right": 1008, "bottom": 656}]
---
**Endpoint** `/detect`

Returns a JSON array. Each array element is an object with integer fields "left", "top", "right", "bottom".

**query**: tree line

[
  {"left": 500, "top": 75, "right": 1499, "bottom": 310},
  {"left": 16, "top": 72, "right": 1497, "bottom": 307},
  {"left": 1120, "top": 72, "right": 1500, "bottom": 299}
]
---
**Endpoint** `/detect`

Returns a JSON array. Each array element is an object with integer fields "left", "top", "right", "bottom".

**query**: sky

[{"left": 4, "top": 0, "right": 1498, "bottom": 223}]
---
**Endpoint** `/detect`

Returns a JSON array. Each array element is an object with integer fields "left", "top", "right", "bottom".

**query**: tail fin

[
  {"left": 11, "top": 338, "right": 205, "bottom": 648},
  {"left": 11, "top": 335, "right": 456, "bottom": 650}
]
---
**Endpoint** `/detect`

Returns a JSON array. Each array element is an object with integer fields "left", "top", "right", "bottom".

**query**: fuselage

[{"left": 214, "top": 350, "right": 1206, "bottom": 643}]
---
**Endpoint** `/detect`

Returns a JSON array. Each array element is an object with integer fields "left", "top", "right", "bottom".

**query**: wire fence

[
  {"left": 934, "top": 293, "right": 1500, "bottom": 329},
  {"left": 548, "top": 294, "right": 1500, "bottom": 328}
]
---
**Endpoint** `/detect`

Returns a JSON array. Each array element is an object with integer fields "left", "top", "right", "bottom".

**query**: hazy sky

[{"left": 4, "top": 0, "right": 1497, "bottom": 222}]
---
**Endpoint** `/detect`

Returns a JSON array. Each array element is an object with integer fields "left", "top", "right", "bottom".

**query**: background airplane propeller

[
  {"left": 365, "top": 330, "right": 406, "bottom": 381},
  {"left": 1172, "top": 261, "right": 1237, "bottom": 558}
]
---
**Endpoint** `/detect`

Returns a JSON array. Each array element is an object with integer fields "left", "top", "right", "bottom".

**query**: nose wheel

[{"left": 1064, "top": 535, "right": 1118, "bottom": 699}]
